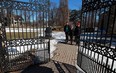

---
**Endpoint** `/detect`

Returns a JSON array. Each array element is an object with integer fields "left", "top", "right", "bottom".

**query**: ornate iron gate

[
  {"left": 0, "top": 0, "right": 50, "bottom": 72},
  {"left": 77, "top": 0, "right": 116, "bottom": 73}
]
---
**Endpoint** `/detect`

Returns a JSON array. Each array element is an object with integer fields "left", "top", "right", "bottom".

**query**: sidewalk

[
  {"left": 40, "top": 42, "right": 78, "bottom": 73},
  {"left": 52, "top": 43, "right": 77, "bottom": 66},
  {"left": 11, "top": 42, "right": 79, "bottom": 73}
]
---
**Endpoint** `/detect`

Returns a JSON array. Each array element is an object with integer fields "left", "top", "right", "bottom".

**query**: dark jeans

[
  {"left": 70, "top": 35, "right": 73, "bottom": 44},
  {"left": 69, "top": 31, "right": 74, "bottom": 44},
  {"left": 65, "top": 32, "right": 69, "bottom": 42},
  {"left": 75, "top": 35, "right": 80, "bottom": 44}
]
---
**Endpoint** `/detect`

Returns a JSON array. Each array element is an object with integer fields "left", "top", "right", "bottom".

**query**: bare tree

[
  {"left": 58, "top": 0, "right": 69, "bottom": 27},
  {"left": 49, "top": 2, "right": 58, "bottom": 27}
]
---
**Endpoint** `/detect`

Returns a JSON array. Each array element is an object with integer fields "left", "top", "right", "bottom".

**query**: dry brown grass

[{"left": 6, "top": 32, "right": 37, "bottom": 40}]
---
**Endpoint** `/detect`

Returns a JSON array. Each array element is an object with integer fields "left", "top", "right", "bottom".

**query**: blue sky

[
  {"left": 68, "top": 0, "right": 82, "bottom": 10},
  {"left": 50, "top": 0, "right": 82, "bottom": 10},
  {"left": 17, "top": 0, "right": 82, "bottom": 10}
]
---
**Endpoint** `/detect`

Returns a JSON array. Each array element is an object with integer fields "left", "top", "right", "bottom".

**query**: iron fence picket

[
  {"left": 78, "top": 0, "right": 116, "bottom": 72},
  {"left": 0, "top": 1, "right": 50, "bottom": 72}
]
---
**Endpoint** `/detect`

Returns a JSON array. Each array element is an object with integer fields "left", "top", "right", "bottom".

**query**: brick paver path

[
  {"left": 40, "top": 43, "right": 78, "bottom": 73},
  {"left": 52, "top": 43, "right": 77, "bottom": 66},
  {"left": 10, "top": 42, "right": 78, "bottom": 73}
]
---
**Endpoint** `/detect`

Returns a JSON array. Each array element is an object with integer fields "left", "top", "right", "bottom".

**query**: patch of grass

[{"left": 6, "top": 32, "right": 38, "bottom": 40}]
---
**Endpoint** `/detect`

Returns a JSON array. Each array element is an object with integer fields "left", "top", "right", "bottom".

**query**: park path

[
  {"left": 11, "top": 42, "right": 78, "bottom": 73},
  {"left": 40, "top": 42, "right": 78, "bottom": 73},
  {"left": 52, "top": 43, "right": 77, "bottom": 66}
]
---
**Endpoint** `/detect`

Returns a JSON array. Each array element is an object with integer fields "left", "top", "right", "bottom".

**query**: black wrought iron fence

[
  {"left": 0, "top": 0, "right": 50, "bottom": 73},
  {"left": 77, "top": 0, "right": 116, "bottom": 73}
]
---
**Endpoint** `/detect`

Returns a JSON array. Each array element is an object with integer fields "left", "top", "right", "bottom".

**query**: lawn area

[{"left": 6, "top": 32, "right": 38, "bottom": 40}]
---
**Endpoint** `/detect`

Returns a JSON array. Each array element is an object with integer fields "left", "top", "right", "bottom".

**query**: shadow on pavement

[
  {"left": 63, "top": 63, "right": 77, "bottom": 73},
  {"left": 53, "top": 60, "right": 77, "bottom": 73},
  {"left": 11, "top": 60, "right": 77, "bottom": 73},
  {"left": 21, "top": 65, "right": 53, "bottom": 73}
]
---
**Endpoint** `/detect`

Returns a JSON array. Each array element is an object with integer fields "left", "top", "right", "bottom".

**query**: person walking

[
  {"left": 74, "top": 21, "right": 80, "bottom": 45},
  {"left": 69, "top": 23, "right": 74, "bottom": 45},
  {"left": 64, "top": 22, "right": 70, "bottom": 43}
]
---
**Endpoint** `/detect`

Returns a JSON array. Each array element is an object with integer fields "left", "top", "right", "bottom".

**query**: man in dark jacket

[
  {"left": 64, "top": 22, "right": 70, "bottom": 43},
  {"left": 74, "top": 21, "right": 80, "bottom": 45},
  {"left": 69, "top": 24, "right": 74, "bottom": 45}
]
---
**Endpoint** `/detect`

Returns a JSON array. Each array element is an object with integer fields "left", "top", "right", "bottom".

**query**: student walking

[
  {"left": 64, "top": 22, "right": 70, "bottom": 43},
  {"left": 74, "top": 21, "right": 80, "bottom": 45},
  {"left": 69, "top": 24, "right": 74, "bottom": 45}
]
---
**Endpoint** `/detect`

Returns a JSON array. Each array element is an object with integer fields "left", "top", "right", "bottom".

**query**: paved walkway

[
  {"left": 52, "top": 43, "right": 77, "bottom": 66},
  {"left": 11, "top": 42, "right": 78, "bottom": 73}
]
